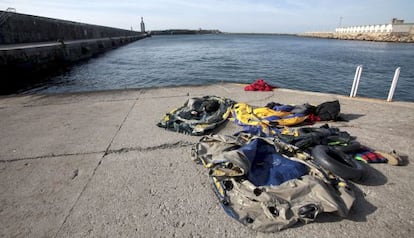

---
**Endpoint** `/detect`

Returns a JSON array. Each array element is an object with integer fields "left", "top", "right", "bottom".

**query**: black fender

[
  {"left": 311, "top": 145, "right": 365, "bottom": 181},
  {"left": 333, "top": 141, "right": 363, "bottom": 154}
]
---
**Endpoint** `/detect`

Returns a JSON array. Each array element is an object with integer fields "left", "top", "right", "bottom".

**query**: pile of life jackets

[
  {"left": 157, "top": 95, "right": 341, "bottom": 137},
  {"left": 230, "top": 100, "right": 341, "bottom": 136}
]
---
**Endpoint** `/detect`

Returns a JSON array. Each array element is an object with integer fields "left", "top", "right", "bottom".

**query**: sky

[{"left": 1, "top": 0, "right": 413, "bottom": 33}]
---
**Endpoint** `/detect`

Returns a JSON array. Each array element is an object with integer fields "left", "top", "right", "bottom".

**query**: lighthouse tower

[{"left": 140, "top": 17, "right": 146, "bottom": 33}]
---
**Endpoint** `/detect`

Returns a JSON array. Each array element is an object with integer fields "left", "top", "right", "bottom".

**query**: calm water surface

[{"left": 25, "top": 34, "right": 414, "bottom": 102}]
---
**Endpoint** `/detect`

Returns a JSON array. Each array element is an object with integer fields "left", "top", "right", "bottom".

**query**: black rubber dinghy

[{"left": 312, "top": 145, "right": 365, "bottom": 181}]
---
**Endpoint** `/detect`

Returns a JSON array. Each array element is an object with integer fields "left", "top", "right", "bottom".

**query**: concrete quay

[{"left": 0, "top": 84, "right": 413, "bottom": 237}]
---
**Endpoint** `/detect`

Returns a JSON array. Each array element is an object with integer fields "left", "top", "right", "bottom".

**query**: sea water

[{"left": 24, "top": 34, "right": 414, "bottom": 102}]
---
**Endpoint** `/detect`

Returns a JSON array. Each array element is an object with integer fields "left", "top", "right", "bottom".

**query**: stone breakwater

[
  {"left": 0, "top": 11, "right": 141, "bottom": 44},
  {"left": 0, "top": 11, "right": 149, "bottom": 94},
  {"left": 299, "top": 32, "right": 414, "bottom": 43}
]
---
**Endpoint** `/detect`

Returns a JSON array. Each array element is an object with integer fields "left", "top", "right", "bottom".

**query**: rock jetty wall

[
  {"left": 299, "top": 32, "right": 414, "bottom": 43},
  {"left": 0, "top": 11, "right": 142, "bottom": 44},
  {"left": 0, "top": 11, "right": 149, "bottom": 93}
]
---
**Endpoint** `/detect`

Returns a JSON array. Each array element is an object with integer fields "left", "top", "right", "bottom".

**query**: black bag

[{"left": 315, "top": 100, "right": 340, "bottom": 121}]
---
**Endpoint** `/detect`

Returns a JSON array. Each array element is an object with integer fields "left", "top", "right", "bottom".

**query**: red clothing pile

[{"left": 244, "top": 79, "right": 275, "bottom": 91}]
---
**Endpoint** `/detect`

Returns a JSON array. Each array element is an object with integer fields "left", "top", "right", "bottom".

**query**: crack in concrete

[
  {"left": 106, "top": 141, "right": 194, "bottom": 155},
  {"left": 0, "top": 151, "right": 105, "bottom": 163},
  {"left": 0, "top": 142, "right": 194, "bottom": 163},
  {"left": 53, "top": 96, "right": 140, "bottom": 238}
]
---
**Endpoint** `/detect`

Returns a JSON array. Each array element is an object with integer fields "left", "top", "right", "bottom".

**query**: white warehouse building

[{"left": 335, "top": 18, "right": 414, "bottom": 34}]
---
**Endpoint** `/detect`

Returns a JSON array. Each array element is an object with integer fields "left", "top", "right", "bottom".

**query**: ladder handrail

[
  {"left": 387, "top": 67, "right": 401, "bottom": 102},
  {"left": 349, "top": 65, "right": 362, "bottom": 97},
  {"left": 349, "top": 65, "right": 402, "bottom": 102}
]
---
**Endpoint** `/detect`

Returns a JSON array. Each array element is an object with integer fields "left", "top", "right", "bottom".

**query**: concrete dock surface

[{"left": 1, "top": 83, "right": 413, "bottom": 237}]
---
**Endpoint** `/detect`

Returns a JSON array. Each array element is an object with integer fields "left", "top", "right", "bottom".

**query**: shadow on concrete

[
  {"left": 313, "top": 183, "right": 377, "bottom": 224},
  {"left": 0, "top": 66, "right": 72, "bottom": 95},
  {"left": 354, "top": 163, "right": 388, "bottom": 186},
  {"left": 345, "top": 183, "right": 378, "bottom": 222},
  {"left": 313, "top": 165, "right": 386, "bottom": 224},
  {"left": 285, "top": 180, "right": 378, "bottom": 232},
  {"left": 400, "top": 155, "right": 410, "bottom": 166},
  {"left": 310, "top": 164, "right": 385, "bottom": 223},
  {"left": 288, "top": 165, "right": 385, "bottom": 229},
  {"left": 339, "top": 113, "right": 365, "bottom": 121}
]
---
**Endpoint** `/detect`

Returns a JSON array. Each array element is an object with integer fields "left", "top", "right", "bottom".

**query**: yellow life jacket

[{"left": 230, "top": 102, "right": 308, "bottom": 128}]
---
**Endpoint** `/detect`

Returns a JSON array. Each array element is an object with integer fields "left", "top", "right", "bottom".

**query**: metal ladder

[{"left": 349, "top": 65, "right": 401, "bottom": 102}]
